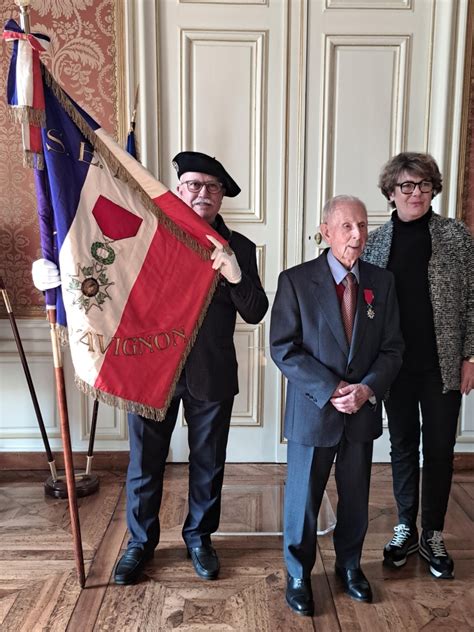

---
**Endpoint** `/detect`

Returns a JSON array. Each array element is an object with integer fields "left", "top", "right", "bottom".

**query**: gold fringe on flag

[
  {"left": 9, "top": 104, "right": 46, "bottom": 127},
  {"left": 23, "top": 149, "right": 44, "bottom": 169}
]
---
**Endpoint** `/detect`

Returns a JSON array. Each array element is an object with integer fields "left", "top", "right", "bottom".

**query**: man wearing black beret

[{"left": 114, "top": 151, "right": 269, "bottom": 584}]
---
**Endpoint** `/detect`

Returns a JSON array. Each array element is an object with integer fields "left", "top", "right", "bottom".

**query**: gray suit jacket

[{"left": 270, "top": 251, "right": 404, "bottom": 447}]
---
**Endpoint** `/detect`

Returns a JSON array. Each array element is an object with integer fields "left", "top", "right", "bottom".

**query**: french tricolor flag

[
  {"left": 5, "top": 22, "right": 225, "bottom": 420},
  {"left": 4, "top": 19, "right": 50, "bottom": 166}
]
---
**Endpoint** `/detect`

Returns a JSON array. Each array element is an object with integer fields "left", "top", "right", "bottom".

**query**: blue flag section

[{"left": 126, "top": 124, "right": 137, "bottom": 159}]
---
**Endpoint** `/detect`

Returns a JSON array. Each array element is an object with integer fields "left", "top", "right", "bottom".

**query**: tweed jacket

[{"left": 362, "top": 211, "right": 473, "bottom": 392}]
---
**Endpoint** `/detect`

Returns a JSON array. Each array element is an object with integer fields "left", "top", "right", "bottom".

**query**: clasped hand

[
  {"left": 461, "top": 360, "right": 474, "bottom": 396},
  {"left": 330, "top": 381, "right": 373, "bottom": 414},
  {"left": 206, "top": 235, "right": 242, "bottom": 284}
]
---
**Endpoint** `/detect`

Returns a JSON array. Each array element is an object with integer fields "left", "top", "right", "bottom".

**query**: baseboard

[
  {"left": 1, "top": 452, "right": 473, "bottom": 471},
  {"left": 0, "top": 451, "right": 130, "bottom": 471},
  {"left": 453, "top": 452, "right": 474, "bottom": 470}
]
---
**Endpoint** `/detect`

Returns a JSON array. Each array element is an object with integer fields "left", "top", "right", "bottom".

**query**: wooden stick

[
  {"left": 0, "top": 276, "right": 57, "bottom": 480},
  {"left": 85, "top": 399, "right": 99, "bottom": 475},
  {"left": 47, "top": 308, "right": 86, "bottom": 587}
]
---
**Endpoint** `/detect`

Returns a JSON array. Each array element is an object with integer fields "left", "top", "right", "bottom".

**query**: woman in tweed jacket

[{"left": 363, "top": 152, "right": 473, "bottom": 580}]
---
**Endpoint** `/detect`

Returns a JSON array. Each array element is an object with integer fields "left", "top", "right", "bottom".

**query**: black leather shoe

[
  {"left": 187, "top": 545, "right": 220, "bottom": 580},
  {"left": 286, "top": 575, "right": 314, "bottom": 616},
  {"left": 114, "top": 546, "right": 153, "bottom": 585},
  {"left": 335, "top": 565, "right": 372, "bottom": 602}
]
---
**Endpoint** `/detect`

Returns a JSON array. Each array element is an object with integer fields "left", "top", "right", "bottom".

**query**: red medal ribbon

[{"left": 364, "top": 289, "right": 374, "bottom": 305}]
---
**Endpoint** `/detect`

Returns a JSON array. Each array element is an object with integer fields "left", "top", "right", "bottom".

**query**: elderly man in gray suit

[{"left": 270, "top": 195, "right": 404, "bottom": 617}]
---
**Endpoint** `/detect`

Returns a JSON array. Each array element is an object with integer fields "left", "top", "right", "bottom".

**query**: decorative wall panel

[
  {"left": 0, "top": 321, "right": 59, "bottom": 442},
  {"left": 0, "top": 354, "right": 59, "bottom": 439},
  {"left": 321, "top": 35, "right": 409, "bottom": 224},
  {"left": 181, "top": 0, "right": 268, "bottom": 4},
  {"left": 326, "top": 0, "right": 411, "bottom": 8},
  {"left": 81, "top": 396, "right": 127, "bottom": 442},
  {"left": 180, "top": 29, "right": 266, "bottom": 222},
  {"left": 0, "top": 0, "right": 118, "bottom": 318},
  {"left": 231, "top": 322, "right": 264, "bottom": 426}
]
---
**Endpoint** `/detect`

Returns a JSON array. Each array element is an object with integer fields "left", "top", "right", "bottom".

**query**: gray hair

[{"left": 322, "top": 195, "right": 367, "bottom": 223}]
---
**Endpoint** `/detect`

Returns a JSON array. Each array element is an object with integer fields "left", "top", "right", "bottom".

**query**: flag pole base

[{"left": 44, "top": 472, "right": 100, "bottom": 499}]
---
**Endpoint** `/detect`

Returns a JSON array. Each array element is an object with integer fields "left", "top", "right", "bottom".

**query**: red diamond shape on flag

[{"left": 92, "top": 195, "right": 143, "bottom": 240}]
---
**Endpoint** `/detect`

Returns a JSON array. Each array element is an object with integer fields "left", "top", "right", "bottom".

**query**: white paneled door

[
  {"left": 156, "top": 0, "right": 290, "bottom": 461},
  {"left": 123, "top": 0, "right": 468, "bottom": 463}
]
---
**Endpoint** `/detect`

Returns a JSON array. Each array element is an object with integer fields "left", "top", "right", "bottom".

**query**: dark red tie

[{"left": 341, "top": 272, "right": 357, "bottom": 344}]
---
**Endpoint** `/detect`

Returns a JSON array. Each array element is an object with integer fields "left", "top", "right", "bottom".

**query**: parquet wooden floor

[{"left": 0, "top": 464, "right": 472, "bottom": 631}]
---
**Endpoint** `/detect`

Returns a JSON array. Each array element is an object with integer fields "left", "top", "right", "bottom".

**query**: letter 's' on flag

[{"left": 4, "top": 20, "right": 225, "bottom": 420}]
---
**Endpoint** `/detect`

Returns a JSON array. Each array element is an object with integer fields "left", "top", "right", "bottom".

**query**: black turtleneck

[{"left": 387, "top": 208, "right": 439, "bottom": 371}]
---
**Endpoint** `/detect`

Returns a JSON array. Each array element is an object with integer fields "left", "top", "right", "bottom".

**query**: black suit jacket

[
  {"left": 270, "top": 251, "right": 404, "bottom": 446},
  {"left": 184, "top": 214, "right": 268, "bottom": 400}
]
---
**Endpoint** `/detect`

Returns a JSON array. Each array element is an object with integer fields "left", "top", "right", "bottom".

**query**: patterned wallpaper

[
  {"left": 462, "top": 17, "right": 474, "bottom": 235},
  {"left": 0, "top": 0, "right": 117, "bottom": 317}
]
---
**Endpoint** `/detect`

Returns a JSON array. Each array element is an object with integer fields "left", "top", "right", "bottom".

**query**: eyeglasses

[
  {"left": 396, "top": 180, "right": 433, "bottom": 194},
  {"left": 180, "top": 179, "right": 224, "bottom": 194}
]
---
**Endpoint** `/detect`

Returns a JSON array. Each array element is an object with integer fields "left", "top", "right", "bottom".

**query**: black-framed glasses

[
  {"left": 396, "top": 180, "right": 433, "bottom": 194},
  {"left": 180, "top": 179, "right": 224, "bottom": 194}
]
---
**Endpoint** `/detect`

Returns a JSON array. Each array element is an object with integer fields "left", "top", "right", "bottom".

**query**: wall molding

[
  {"left": 2, "top": 451, "right": 472, "bottom": 472},
  {"left": 325, "top": 0, "right": 412, "bottom": 8},
  {"left": 320, "top": 34, "right": 409, "bottom": 220},
  {"left": 122, "top": 0, "right": 161, "bottom": 177},
  {"left": 180, "top": 29, "right": 267, "bottom": 223}
]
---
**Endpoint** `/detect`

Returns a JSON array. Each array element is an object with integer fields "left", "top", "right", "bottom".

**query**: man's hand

[
  {"left": 331, "top": 380, "right": 349, "bottom": 399},
  {"left": 461, "top": 360, "right": 474, "bottom": 395},
  {"left": 31, "top": 258, "right": 61, "bottom": 291},
  {"left": 330, "top": 383, "right": 374, "bottom": 414},
  {"left": 207, "top": 234, "right": 242, "bottom": 284}
]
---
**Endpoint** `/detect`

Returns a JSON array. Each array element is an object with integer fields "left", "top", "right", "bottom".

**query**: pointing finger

[
  {"left": 206, "top": 234, "right": 223, "bottom": 250},
  {"left": 211, "top": 252, "right": 222, "bottom": 270}
]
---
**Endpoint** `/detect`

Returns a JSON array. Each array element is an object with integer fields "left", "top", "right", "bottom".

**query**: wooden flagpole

[
  {"left": 46, "top": 309, "right": 86, "bottom": 587},
  {"left": 15, "top": 0, "right": 86, "bottom": 588}
]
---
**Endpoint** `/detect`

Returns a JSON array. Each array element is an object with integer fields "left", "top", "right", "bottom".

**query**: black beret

[{"left": 172, "top": 151, "right": 241, "bottom": 198}]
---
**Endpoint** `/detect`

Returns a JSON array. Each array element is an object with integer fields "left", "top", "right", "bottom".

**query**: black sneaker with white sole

[
  {"left": 383, "top": 524, "right": 419, "bottom": 568},
  {"left": 419, "top": 530, "right": 454, "bottom": 579}
]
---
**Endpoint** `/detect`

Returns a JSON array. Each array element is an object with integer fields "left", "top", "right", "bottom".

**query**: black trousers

[
  {"left": 284, "top": 435, "right": 373, "bottom": 578},
  {"left": 126, "top": 374, "right": 234, "bottom": 551},
  {"left": 384, "top": 368, "right": 461, "bottom": 532}
]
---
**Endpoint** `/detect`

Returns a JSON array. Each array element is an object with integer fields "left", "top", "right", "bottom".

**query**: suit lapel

[{"left": 312, "top": 254, "right": 349, "bottom": 355}]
